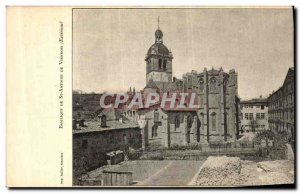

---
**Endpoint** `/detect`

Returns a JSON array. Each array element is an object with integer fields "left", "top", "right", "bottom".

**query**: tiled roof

[
  {"left": 145, "top": 80, "right": 159, "bottom": 89},
  {"left": 240, "top": 98, "right": 268, "bottom": 104},
  {"left": 145, "top": 81, "right": 178, "bottom": 92},
  {"left": 154, "top": 81, "right": 177, "bottom": 92},
  {"left": 73, "top": 120, "right": 139, "bottom": 134}
]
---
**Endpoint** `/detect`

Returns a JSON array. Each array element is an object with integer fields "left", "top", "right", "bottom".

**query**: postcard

[{"left": 6, "top": 6, "right": 295, "bottom": 187}]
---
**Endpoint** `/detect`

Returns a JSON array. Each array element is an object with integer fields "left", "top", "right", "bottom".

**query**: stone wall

[{"left": 73, "top": 127, "right": 142, "bottom": 182}]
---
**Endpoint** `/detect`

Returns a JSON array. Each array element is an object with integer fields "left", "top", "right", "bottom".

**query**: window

[
  {"left": 82, "top": 139, "right": 88, "bottom": 149},
  {"left": 175, "top": 116, "right": 180, "bottom": 130},
  {"left": 101, "top": 115, "right": 107, "bottom": 127},
  {"left": 159, "top": 59, "right": 162, "bottom": 69},
  {"left": 186, "top": 116, "right": 192, "bottom": 144},
  {"left": 198, "top": 78, "right": 204, "bottom": 92},
  {"left": 241, "top": 113, "right": 243, "bottom": 120},
  {"left": 261, "top": 105, "right": 264, "bottom": 110},
  {"left": 152, "top": 125, "right": 158, "bottom": 137},
  {"left": 249, "top": 113, "right": 253, "bottom": 120},
  {"left": 187, "top": 115, "right": 193, "bottom": 129},
  {"left": 209, "top": 78, "right": 217, "bottom": 92},
  {"left": 154, "top": 110, "right": 159, "bottom": 122},
  {"left": 163, "top": 60, "right": 167, "bottom": 70},
  {"left": 256, "top": 113, "right": 260, "bottom": 119},
  {"left": 196, "top": 127, "right": 200, "bottom": 142},
  {"left": 186, "top": 128, "right": 190, "bottom": 144},
  {"left": 256, "top": 113, "right": 265, "bottom": 119},
  {"left": 211, "top": 112, "right": 216, "bottom": 131},
  {"left": 245, "top": 113, "right": 249, "bottom": 120}
]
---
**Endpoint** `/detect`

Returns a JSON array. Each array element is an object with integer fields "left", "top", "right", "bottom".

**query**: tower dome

[
  {"left": 145, "top": 17, "right": 173, "bottom": 84},
  {"left": 145, "top": 27, "right": 172, "bottom": 60},
  {"left": 147, "top": 43, "right": 170, "bottom": 57},
  {"left": 155, "top": 29, "right": 163, "bottom": 43}
]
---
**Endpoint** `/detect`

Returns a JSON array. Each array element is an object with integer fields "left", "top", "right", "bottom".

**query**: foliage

[
  {"left": 268, "top": 131, "right": 288, "bottom": 160},
  {"left": 128, "top": 147, "right": 143, "bottom": 160},
  {"left": 253, "top": 130, "right": 287, "bottom": 160},
  {"left": 253, "top": 130, "right": 275, "bottom": 144}
]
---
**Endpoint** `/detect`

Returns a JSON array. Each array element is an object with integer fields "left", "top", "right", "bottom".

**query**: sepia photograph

[{"left": 71, "top": 7, "right": 295, "bottom": 187}]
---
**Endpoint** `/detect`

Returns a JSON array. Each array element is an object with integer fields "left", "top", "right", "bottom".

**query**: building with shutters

[
  {"left": 240, "top": 97, "right": 269, "bottom": 135},
  {"left": 268, "top": 67, "right": 295, "bottom": 142}
]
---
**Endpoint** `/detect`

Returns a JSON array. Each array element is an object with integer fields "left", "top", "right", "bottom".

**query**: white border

[{"left": 1, "top": 0, "right": 298, "bottom": 192}]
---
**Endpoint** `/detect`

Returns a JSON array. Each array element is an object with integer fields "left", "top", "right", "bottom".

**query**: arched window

[
  {"left": 211, "top": 112, "right": 216, "bottom": 131},
  {"left": 187, "top": 128, "right": 190, "bottom": 144},
  {"left": 209, "top": 77, "right": 218, "bottom": 92},
  {"left": 198, "top": 78, "right": 204, "bottom": 92},
  {"left": 152, "top": 125, "right": 158, "bottom": 137},
  {"left": 154, "top": 109, "right": 159, "bottom": 122},
  {"left": 163, "top": 60, "right": 167, "bottom": 70},
  {"left": 196, "top": 127, "right": 200, "bottom": 142},
  {"left": 200, "top": 113, "right": 204, "bottom": 130},
  {"left": 187, "top": 115, "right": 193, "bottom": 129},
  {"left": 159, "top": 59, "right": 162, "bottom": 69},
  {"left": 175, "top": 116, "right": 180, "bottom": 130}
]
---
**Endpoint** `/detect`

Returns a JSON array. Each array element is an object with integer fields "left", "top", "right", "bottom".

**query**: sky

[{"left": 73, "top": 8, "right": 294, "bottom": 100}]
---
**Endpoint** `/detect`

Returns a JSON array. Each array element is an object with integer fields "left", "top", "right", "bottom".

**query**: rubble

[
  {"left": 190, "top": 156, "right": 243, "bottom": 186},
  {"left": 259, "top": 172, "right": 292, "bottom": 185},
  {"left": 257, "top": 160, "right": 292, "bottom": 172},
  {"left": 190, "top": 157, "right": 294, "bottom": 186},
  {"left": 257, "top": 160, "right": 294, "bottom": 184}
]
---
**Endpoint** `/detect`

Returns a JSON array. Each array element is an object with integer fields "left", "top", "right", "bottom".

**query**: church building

[{"left": 124, "top": 21, "right": 241, "bottom": 149}]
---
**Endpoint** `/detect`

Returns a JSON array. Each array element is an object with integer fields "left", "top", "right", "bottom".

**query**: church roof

[
  {"left": 283, "top": 67, "right": 294, "bottom": 86},
  {"left": 73, "top": 120, "right": 139, "bottom": 134},
  {"left": 154, "top": 81, "right": 177, "bottom": 92},
  {"left": 144, "top": 80, "right": 178, "bottom": 92},
  {"left": 146, "top": 43, "right": 170, "bottom": 57},
  {"left": 208, "top": 68, "right": 221, "bottom": 75},
  {"left": 155, "top": 29, "right": 163, "bottom": 37},
  {"left": 241, "top": 98, "right": 268, "bottom": 105},
  {"left": 145, "top": 80, "right": 159, "bottom": 89}
]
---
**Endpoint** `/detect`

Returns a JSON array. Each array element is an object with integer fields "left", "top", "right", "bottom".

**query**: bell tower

[{"left": 145, "top": 17, "right": 173, "bottom": 84}]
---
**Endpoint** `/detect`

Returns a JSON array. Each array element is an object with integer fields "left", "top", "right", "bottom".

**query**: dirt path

[{"left": 135, "top": 160, "right": 204, "bottom": 186}]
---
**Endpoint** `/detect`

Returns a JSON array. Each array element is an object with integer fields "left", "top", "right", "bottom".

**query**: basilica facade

[{"left": 125, "top": 26, "right": 241, "bottom": 148}]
